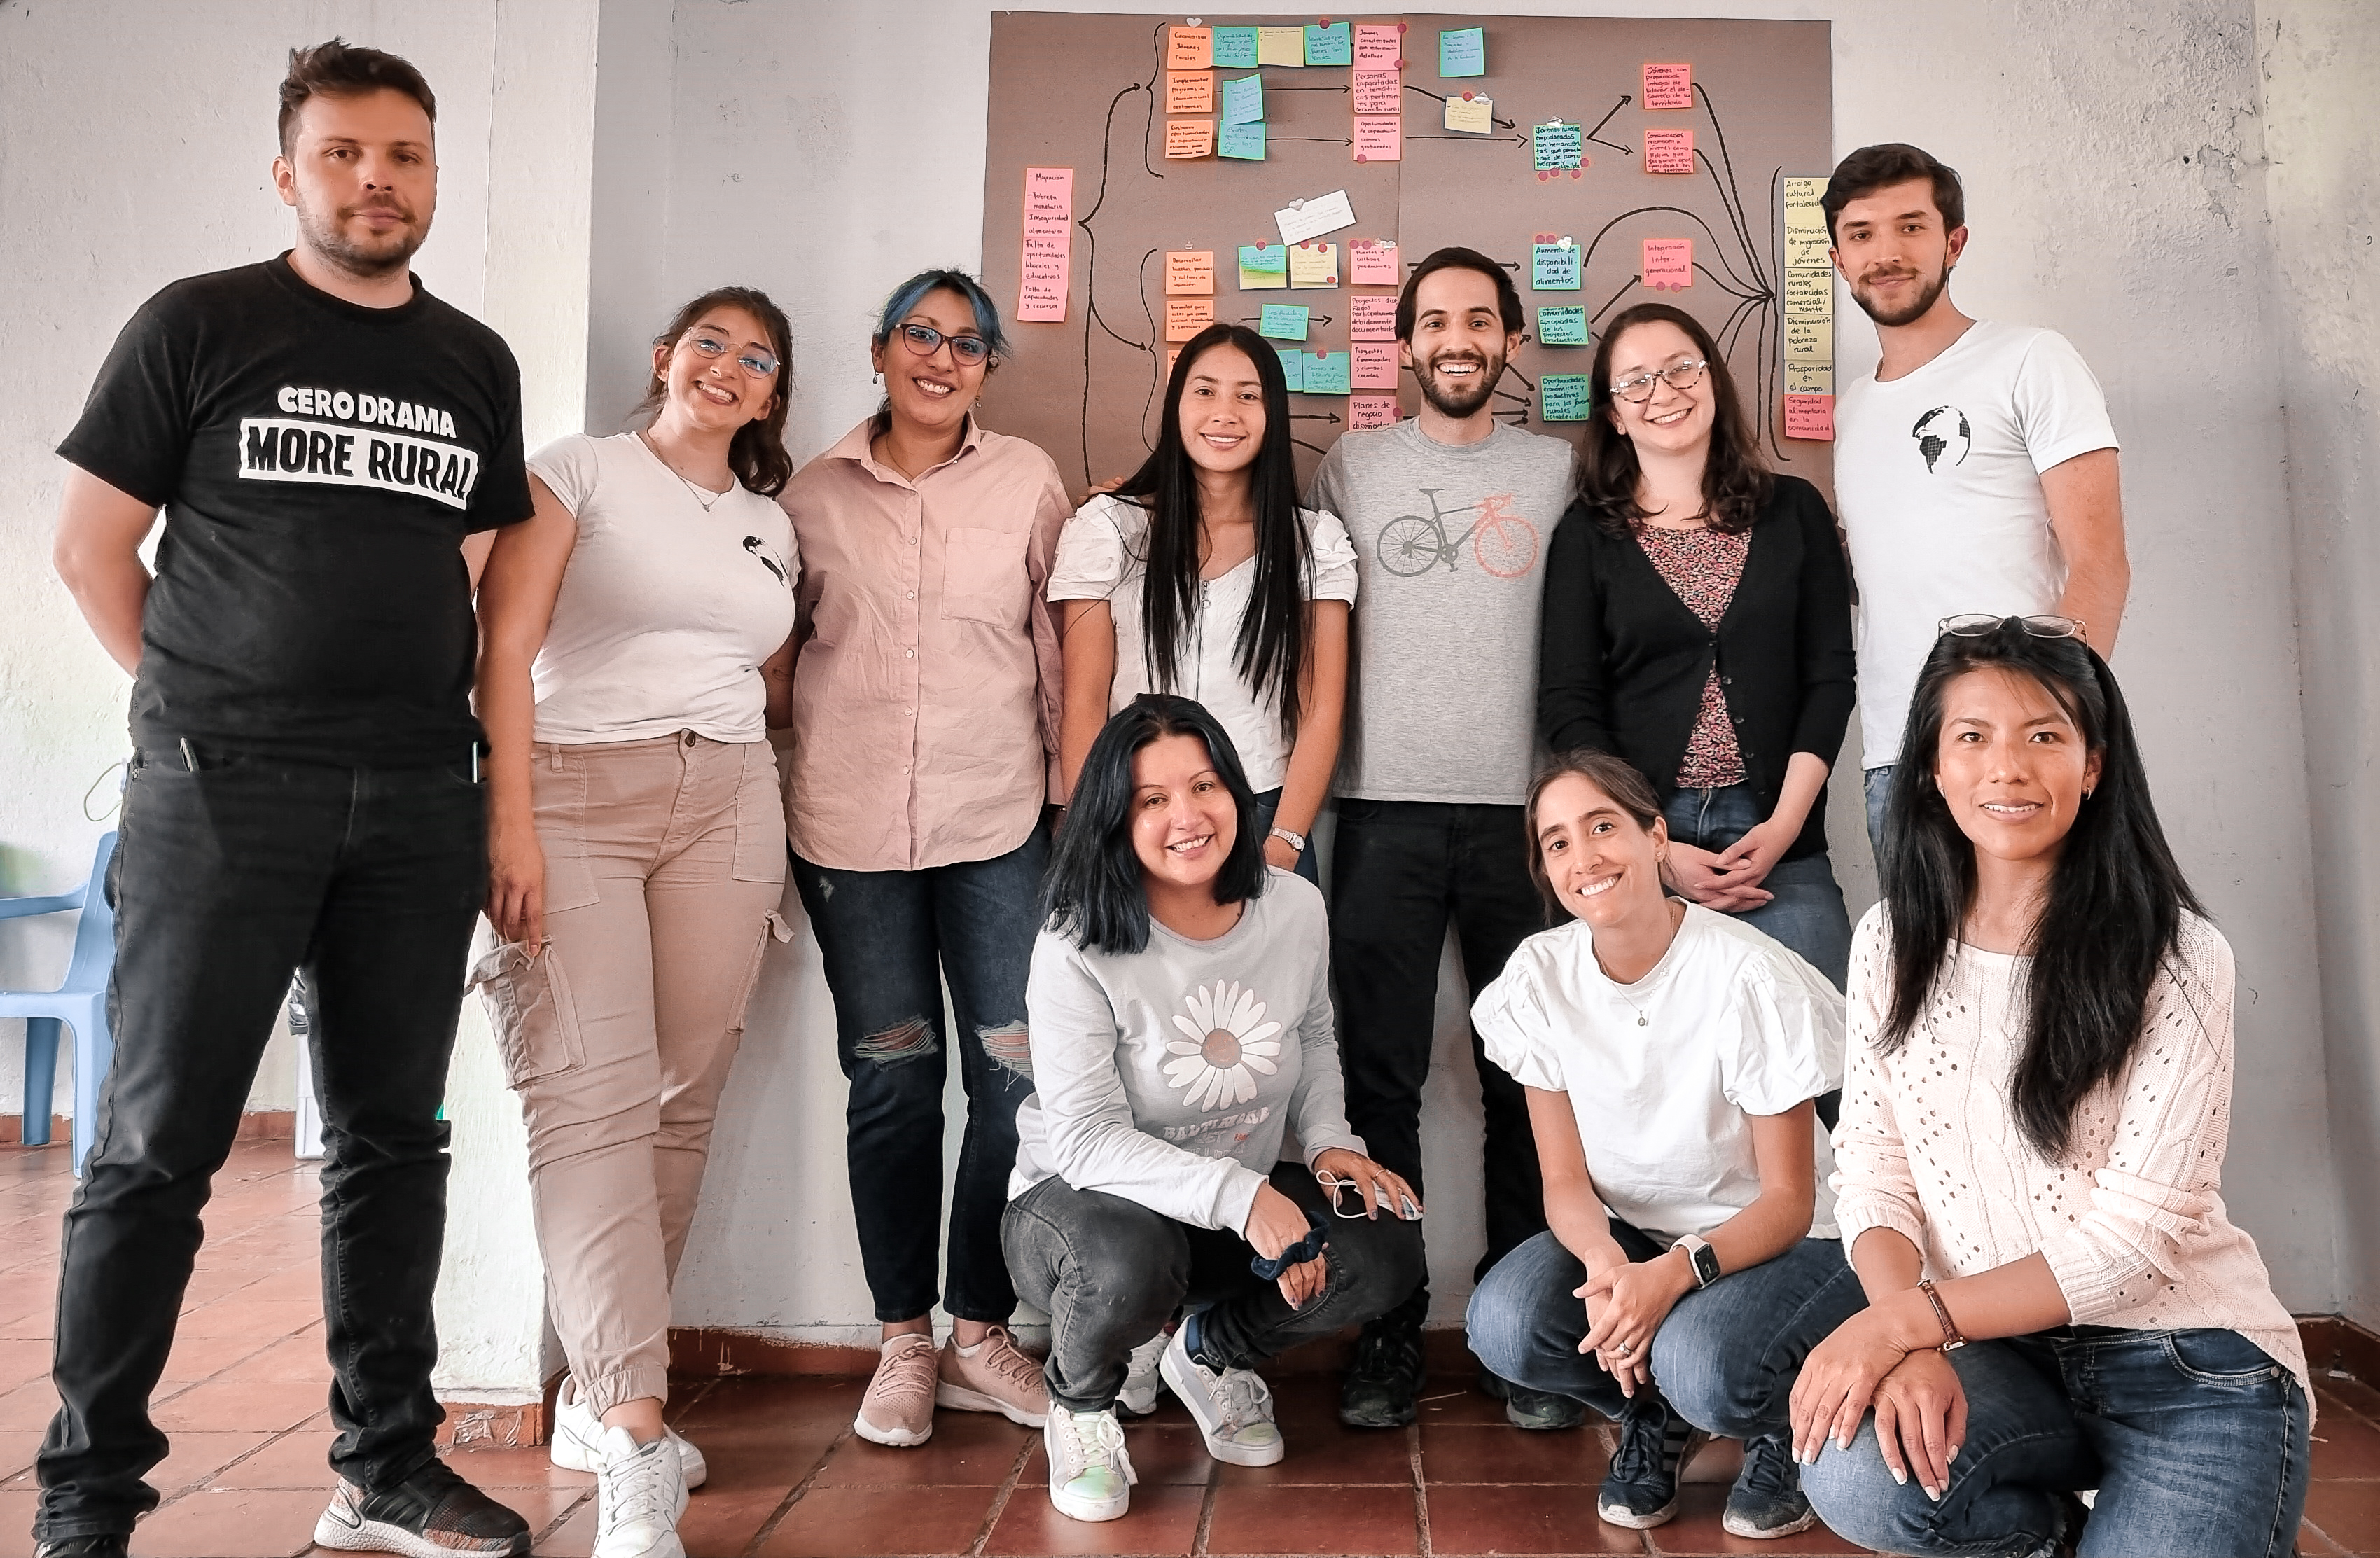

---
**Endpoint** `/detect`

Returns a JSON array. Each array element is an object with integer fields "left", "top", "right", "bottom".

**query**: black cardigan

[{"left": 1538, "top": 474, "right": 1856, "bottom": 862}]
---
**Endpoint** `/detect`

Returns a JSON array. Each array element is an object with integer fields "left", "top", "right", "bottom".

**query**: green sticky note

[
  {"left": 1439, "top": 27, "right": 1484, "bottom": 78},
  {"left": 1542, "top": 374, "right": 1591, "bottom": 420},
  {"left": 1537, "top": 306, "right": 1589, "bottom": 346},
  {"left": 1304, "top": 22, "right": 1353, "bottom": 66},
  {"left": 1277, "top": 345, "right": 1304, "bottom": 390},
  {"left": 1532, "top": 243, "right": 1580, "bottom": 290},
  {"left": 1221, "top": 73, "right": 1264, "bottom": 125},
  {"left": 1302, "top": 352, "right": 1351, "bottom": 395},
  {"left": 1259, "top": 304, "right": 1310, "bottom": 341},
  {"left": 1534, "top": 121, "right": 1582, "bottom": 171},
  {"left": 1211, "top": 25, "right": 1259, "bottom": 69},
  {"left": 1239, "top": 244, "right": 1287, "bottom": 274},
  {"left": 1218, "top": 120, "right": 1267, "bottom": 160}
]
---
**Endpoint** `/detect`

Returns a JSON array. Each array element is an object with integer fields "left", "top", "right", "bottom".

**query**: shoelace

[
  {"left": 1351, "top": 1326, "right": 1421, "bottom": 1383},
  {"left": 977, "top": 1330, "right": 1047, "bottom": 1393},
  {"left": 1196, "top": 1358, "right": 1274, "bottom": 1433},
  {"left": 600, "top": 1441, "right": 678, "bottom": 1531},
  {"left": 1608, "top": 1401, "right": 1684, "bottom": 1483},
  {"left": 872, "top": 1339, "right": 938, "bottom": 1407},
  {"left": 1059, "top": 1409, "right": 1132, "bottom": 1479},
  {"left": 1737, "top": 1434, "right": 1799, "bottom": 1498}
]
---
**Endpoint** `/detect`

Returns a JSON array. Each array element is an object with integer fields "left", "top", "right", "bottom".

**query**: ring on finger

[{"left": 1614, "top": 1342, "right": 1633, "bottom": 1356}]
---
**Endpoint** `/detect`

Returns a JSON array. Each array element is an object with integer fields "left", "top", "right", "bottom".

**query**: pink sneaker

[
  {"left": 937, "top": 1325, "right": 1050, "bottom": 1428},
  {"left": 854, "top": 1333, "right": 939, "bottom": 1447}
]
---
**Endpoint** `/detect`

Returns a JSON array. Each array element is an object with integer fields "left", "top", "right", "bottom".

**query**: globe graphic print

[{"left": 1911, "top": 405, "right": 1973, "bottom": 473}]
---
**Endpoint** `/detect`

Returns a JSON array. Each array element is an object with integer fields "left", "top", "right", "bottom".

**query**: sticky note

[
  {"left": 1222, "top": 73, "right": 1264, "bottom": 125},
  {"left": 1786, "top": 223, "right": 1830, "bottom": 270},
  {"left": 1354, "top": 24, "right": 1403, "bottom": 70},
  {"left": 1642, "top": 62, "right": 1693, "bottom": 109},
  {"left": 1165, "top": 71, "right": 1213, "bottom": 116},
  {"left": 1784, "top": 173, "right": 1829, "bottom": 266},
  {"left": 1211, "top": 25, "right": 1258, "bottom": 69},
  {"left": 1532, "top": 242, "right": 1581, "bottom": 291},
  {"left": 1643, "top": 128, "right": 1695, "bottom": 174},
  {"left": 1238, "top": 243, "right": 1288, "bottom": 290},
  {"left": 1166, "top": 251, "right": 1215, "bottom": 295},
  {"left": 1641, "top": 238, "right": 1693, "bottom": 291},
  {"left": 1259, "top": 304, "right": 1310, "bottom": 341},
  {"left": 1164, "top": 297, "right": 1216, "bottom": 342},
  {"left": 1258, "top": 25, "right": 1304, "bottom": 67},
  {"left": 1541, "top": 374, "right": 1592, "bottom": 421},
  {"left": 1164, "top": 120, "right": 1214, "bottom": 160},
  {"left": 1786, "top": 363, "right": 1832, "bottom": 395},
  {"left": 1165, "top": 348, "right": 1180, "bottom": 377},
  {"left": 1301, "top": 352, "right": 1351, "bottom": 396},
  {"left": 1304, "top": 22, "right": 1352, "bottom": 67},
  {"left": 1276, "top": 345, "right": 1303, "bottom": 390},
  {"left": 1783, "top": 393, "right": 1835, "bottom": 440},
  {"left": 1349, "top": 239, "right": 1400, "bottom": 287},
  {"left": 1167, "top": 26, "right": 1212, "bottom": 69},
  {"left": 1353, "top": 116, "right": 1402, "bottom": 163},
  {"left": 1350, "top": 394, "right": 1400, "bottom": 429},
  {"left": 1353, "top": 70, "right": 1401, "bottom": 116},
  {"left": 1350, "top": 295, "right": 1399, "bottom": 339},
  {"left": 1534, "top": 121, "right": 1582, "bottom": 171},
  {"left": 1276, "top": 188, "right": 1357, "bottom": 246},
  {"left": 1289, "top": 242, "right": 1339, "bottom": 289},
  {"left": 1219, "top": 120, "right": 1267, "bottom": 160},
  {"left": 1351, "top": 341, "right": 1400, "bottom": 389},
  {"left": 1784, "top": 267, "right": 1832, "bottom": 314},
  {"left": 1438, "top": 27, "right": 1484, "bottom": 78},
  {"left": 1537, "top": 306, "right": 1589, "bottom": 346},
  {"left": 1445, "top": 92, "right": 1494, "bottom": 134},
  {"left": 1786, "top": 316, "right": 1832, "bottom": 364},
  {"left": 1017, "top": 166, "right": 1073, "bottom": 324}
]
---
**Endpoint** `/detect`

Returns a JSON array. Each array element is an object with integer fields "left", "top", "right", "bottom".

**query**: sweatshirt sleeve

[
  {"left": 1280, "top": 884, "right": 1365, "bottom": 1167},
  {"left": 1827, "top": 908, "right": 1933, "bottom": 1260}
]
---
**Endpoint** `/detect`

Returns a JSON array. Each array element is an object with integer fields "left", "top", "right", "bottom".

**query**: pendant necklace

[{"left": 641, "top": 429, "right": 725, "bottom": 513}]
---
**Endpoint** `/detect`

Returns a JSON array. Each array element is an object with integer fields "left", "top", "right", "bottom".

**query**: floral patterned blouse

[{"left": 1636, "top": 524, "right": 1750, "bottom": 787}]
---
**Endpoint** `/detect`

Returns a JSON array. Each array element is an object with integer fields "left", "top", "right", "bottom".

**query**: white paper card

[{"left": 1274, "top": 188, "right": 1358, "bottom": 246}]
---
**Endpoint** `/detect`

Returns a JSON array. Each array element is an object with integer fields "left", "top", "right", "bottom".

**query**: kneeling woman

[
  {"left": 1004, "top": 695, "right": 1424, "bottom": 1523},
  {"left": 1794, "top": 618, "right": 2309, "bottom": 1558},
  {"left": 1466, "top": 750, "right": 1864, "bottom": 1540}
]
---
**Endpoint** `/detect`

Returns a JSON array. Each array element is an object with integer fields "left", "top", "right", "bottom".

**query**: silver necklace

[{"left": 640, "top": 430, "right": 725, "bottom": 513}]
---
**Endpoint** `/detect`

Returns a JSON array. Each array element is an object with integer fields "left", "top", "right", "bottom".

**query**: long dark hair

[
  {"left": 634, "top": 286, "right": 795, "bottom": 496},
  {"left": 1877, "top": 621, "right": 2203, "bottom": 1158},
  {"left": 1578, "top": 302, "right": 1771, "bottom": 537},
  {"left": 1110, "top": 324, "right": 1314, "bottom": 735},
  {"left": 1043, "top": 695, "right": 1269, "bottom": 955}
]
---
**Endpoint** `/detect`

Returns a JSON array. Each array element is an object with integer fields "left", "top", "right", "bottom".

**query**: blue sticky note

[
  {"left": 1221, "top": 73, "right": 1264, "bottom": 126},
  {"left": 1534, "top": 121, "right": 1582, "bottom": 171},
  {"left": 1537, "top": 306, "right": 1589, "bottom": 346},
  {"left": 1532, "top": 243, "right": 1581, "bottom": 291},
  {"left": 1439, "top": 27, "right": 1485, "bottom": 78},
  {"left": 1259, "top": 304, "right": 1311, "bottom": 341},
  {"left": 1239, "top": 243, "right": 1286, "bottom": 275},
  {"left": 1304, "top": 22, "right": 1353, "bottom": 66},
  {"left": 1277, "top": 345, "right": 1304, "bottom": 390},
  {"left": 1542, "top": 374, "right": 1591, "bottom": 420},
  {"left": 1218, "top": 120, "right": 1267, "bottom": 160},
  {"left": 1302, "top": 352, "right": 1351, "bottom": 396},
  {"left": 1211, "top": 25, "right": 1259, "bottom": 69}
]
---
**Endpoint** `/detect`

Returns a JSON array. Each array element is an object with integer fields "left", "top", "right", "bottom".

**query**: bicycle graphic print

[{"left": 1375, "top": 489, "right": 1540, "bottom": 579}]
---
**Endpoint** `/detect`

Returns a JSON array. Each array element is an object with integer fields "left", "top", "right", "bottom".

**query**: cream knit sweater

[{"left": 1831, "top": 905, "right": 2308, "bottom": 1395}]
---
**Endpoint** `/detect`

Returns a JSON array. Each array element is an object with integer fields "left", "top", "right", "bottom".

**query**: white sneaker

[
  {"left": 1117, "top": 1331, "right": 1170, "bottom": 1417},
  {"left": 550, "top": 1376, "right": 709, "bottom": 1489},
  {"left": 594, "top": 1426, "right": 687, "bottom": 1558},
  {"left": 1044, "top": 1406, "right": 1136, "bottom": 1522},
  {"left": 1159, "top": 1323, "right": 1284, "bottom": 1466}
]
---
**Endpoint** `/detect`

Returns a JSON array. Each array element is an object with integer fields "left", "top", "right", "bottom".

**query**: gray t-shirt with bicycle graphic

[{"left": 1307, "top": 418, "right": 1574, "bottom": 804}]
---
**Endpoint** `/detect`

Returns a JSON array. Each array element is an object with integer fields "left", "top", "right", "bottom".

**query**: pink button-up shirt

[{"left": 779, "top": 417, "right": 1069, "bottom": 872}]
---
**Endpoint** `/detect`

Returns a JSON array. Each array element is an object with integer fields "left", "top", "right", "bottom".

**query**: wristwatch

[
  {"left": 1672, "top": 1233, "right": 1721, "bottom": 1289},
  {"left": 1269, "top": 826, "right": 1308, "bottom": 854}
]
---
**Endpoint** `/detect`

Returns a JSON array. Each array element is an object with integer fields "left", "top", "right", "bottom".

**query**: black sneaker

[
  {"left": 313, "top": 1458, "right": 531, "bottom": 1556},
  {"left": 1723, "top": 1432, "right": 1819, "bottom": 1538},
  {"left": 35, "top": 1539, "right": 131, "bottom": 1558},
  {"left": 1475, "top": 1366, "right": 1587, "bottom": 1431},
  {"left": 1596, "top": 1388, "right": 1704, "bottom": 1529},
  {"left": 1338, "top": 1315, "right": 1426, "bottom": 1428}
]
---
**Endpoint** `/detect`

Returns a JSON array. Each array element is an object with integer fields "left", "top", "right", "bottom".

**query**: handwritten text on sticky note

[
  {"left": 1304, "top": 22, "right": 1352, "bottom": 66},
  {"left": 1301, "top": 352, "right": 1351, "bottom": 395},
  {"left": 1641, "top": 238, "right": 1692, "bottom": 291},
  {"left": 1351, "top": 341, "right": 1400, "bottom": 390},
  {"left": 1288, "top": 242, "right": 1339, "bottom": 289},
  {"left": 1349, "top": 295, "right": 1399, "bottom": 339},
  {"left": 1164, "top": 297, "right": 1216, "bottom": 342},
  {"left": 1276, "top": 345, "right": 1303, "bottom": 391},
  {"left": 1643, "top": 128, "right": 1694, "bottom": 174},
  {"left": 1349, "top": 239, "right": 1400, "bottom": 288},
  {"left": 1353, "top": 117, "right": 1401, "bottom": 163},
  {"left": 1167, "top": 27, "right": 1212, "bottom": 69},
  {"left": 1534, "top": 121, "right": 1582, "bottom": 171},
  {"left": 1221, "top": 74, "right": 1263, "bottom": 125},
  {"left": 1018, "top": 166, "right": 1073, "bottom": 324},
  {"left": 1164, "top": 120, "right": 1214, "bottom": 160},
  {"left": 1258, "top": 304, "right": 1310, "bottom": 341},
  {"left": 1166, "top": 251, "right": 1215, "bottom": 295},
  {"left": 1165, "top": 71, "right": 1213, "bottom": 116},
  {"left": 1784, "top": 267, "right": 1832, "bottom": 314},
  {"left": 1786, "top": 316, "right": 1832, "bottom": 364},
  {"left": 1238, "top": 243, "right": 1288, "bottom": 289},
  {"left": 1351, "top": 394, "right": 1400, "bottom": 429},
  {"left": 1438, "top": 27, "right": 1484, "bottom": 78},
  {"left": 1641, "top": 62, "right": 1692, "bottom": 109},
  {"left": 1783, "top": 394, "right": 1835, "bottom": 440},
  {"left": 1444, "top": 92, "right": 1494, "bottom": 134},
  {"left": 1211, "top": 26, "right": 1258, "bottom": 69},
  {"left": 1354, "top": 24, "right": 1403, "bottom": 69},
  {"left": 1541, "top": 375, "right": 1592, "bottom": 420},
  {"left": 1536, "top": 306, "right": 1588, "bottom": 346},
  {"left": 1532, "top": 242, "right": 1581, "bottom": 291},
  {"left": 1353, "top": 70, "right": 1400, "bottom": 116},
  {"left": 1219, "top": 120, "right": 1267, "bottom": 160},
  {"left": 1257, "top": 25, "right": 1304, "bottom": 67}
]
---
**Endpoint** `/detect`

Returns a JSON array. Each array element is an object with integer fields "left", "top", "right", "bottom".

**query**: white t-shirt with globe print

[{"left": 1010, "top": 868, "right": 1365, "bottom": 1235}]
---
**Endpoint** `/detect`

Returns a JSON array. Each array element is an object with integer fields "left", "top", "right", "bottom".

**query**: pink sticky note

[
  {"left": 1641, "top": 62, "right": 1692, "bottom": 109},
  {"left": 1351, "top": 341, "right": 1400, "bottom": 390},
  {"left": 1018, "top": 167, "right": 1073, "bottom": 323},
  {"left": 1353, "top": 116, "right": 1401, "bottom": 164},
  {"left": 1350, "top": 394, "right": 1400, "bottom": 430},
  {"left": 1349, "top": 295, "right": 1399, "bottom": 340},
  {"left": 1349, "top": 239, "right": 1400, "bottom": 287},
  {"left": 1353, "top": 23, "right": 1403, "bottom": 69},
  {"left": 1353, "top": 69, "right": 1401, "bottom": 116},
  {"left": 1783, "top": 394, "right": 1835, "bottom": 440},
  {"left": 1643, "top": 128, "right": 1695, "bottom": 174},
  {"left": 1641, "top": 238, "right": 1692, "bottom": 291}
]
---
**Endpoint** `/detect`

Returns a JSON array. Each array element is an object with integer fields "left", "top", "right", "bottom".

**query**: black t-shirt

[{"left": 58, "top": 254, "right": 534, "bottom": 766}]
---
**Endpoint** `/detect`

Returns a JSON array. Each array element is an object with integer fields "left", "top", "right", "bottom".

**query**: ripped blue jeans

[{"left": 793, "top": 827, "right": 1048, "bottom": 1323}]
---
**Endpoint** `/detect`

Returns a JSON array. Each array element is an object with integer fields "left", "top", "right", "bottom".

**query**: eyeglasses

[
  {"left": 896, "top": 322, "right": 992, "bottom": 366},
  {"left": 683, "top": 331, "right": 780, "bottom": 380},
  {"left": 1940, "top": 613, "right": 2088, "bottom": 642},
  {"left": 1317, "top": 1170, "right": 1422, "bottom": 1222},
  {"left": 1609, "top": 357, "right": 1708, "bottom": 404}
]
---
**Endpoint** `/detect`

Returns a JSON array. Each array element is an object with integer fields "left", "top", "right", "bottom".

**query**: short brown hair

[
  {"left": 1521, "top": 750, "right": 1664, "bottom": 919},
  {"left": 1396, "top": 246, "right": 1524, "bottom": 342},
  {"left": 279, "top": 39, "right": 437, "bottom": 155},
  {"left": 1820, "top": 143, "right": 1965, "bottom": 244}
]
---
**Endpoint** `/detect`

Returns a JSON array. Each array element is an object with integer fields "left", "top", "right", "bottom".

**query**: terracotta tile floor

[{"left": 4, "top": 1141, "right": 2376, "bottom": 1555}]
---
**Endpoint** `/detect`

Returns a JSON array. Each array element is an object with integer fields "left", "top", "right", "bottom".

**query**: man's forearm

[{"left": 58, "top": 552, "right": 151, "bottom": 675}]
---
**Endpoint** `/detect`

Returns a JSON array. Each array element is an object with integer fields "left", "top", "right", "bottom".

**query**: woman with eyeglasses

[
  {"left": 1538, "top": 303, "right": 1857, "bottom": 996},
  {"left": 473, "top": 286, "right": 799, "bottom": 1558},
  {"left": 1793, "top": 618, "right": 2309, "bottom": 1558},
  {"left": 777, "top": 268, "right": 1071, "bottom": 1448},
  {"left": 1005, "top": 694, "right": 1424, "bottom": 1524},
  {"left": 1465, "top": 748, "right": 1860, "bottom": 1541}
]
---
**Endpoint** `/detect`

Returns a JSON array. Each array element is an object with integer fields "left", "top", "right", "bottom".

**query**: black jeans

[
  {"left": 1328, "top": 799, "right": 1548, "bottom": 1328},
  {"left": 1002, "top": 1164, "right": 1426, "bottom": 1412},
  {"left": 36, "top": 745, "right": 485, "bottom": 1542}
]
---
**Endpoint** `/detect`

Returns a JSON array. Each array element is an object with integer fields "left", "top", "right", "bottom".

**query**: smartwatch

[{"left": 1673, "top": 1233, "right": 1721, "bottom": 1289}]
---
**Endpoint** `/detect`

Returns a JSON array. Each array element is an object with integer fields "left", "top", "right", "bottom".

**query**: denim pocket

[
  {"left": 466, "top": 939, "right": 587, "bottom": 1089},
  {"left": 2161, "top": 1328, "right": 2286, "bottom": 1388},
  {"left": 730, "top": 742, "right": 791, "bottom": 885}
]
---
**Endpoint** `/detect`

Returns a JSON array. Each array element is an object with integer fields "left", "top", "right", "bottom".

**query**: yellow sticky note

[
  {"left": 1783, "top": 176, "right": 1828, "bottom": 229},
  {"left": 1785, "top": 315, "right": 1832, "bottom": 364},
  {"left": 1288, "top": 242, "right": 1339, "bottom": 289},
  {"left": 1165, "top": 251, "right": 1216, "bottom": 295},
  {"left": 1164, "top": 120, "right": 1215, "bottom": 160},
  {"left": 1785, "top": 363, "right": 1832, "bottom": 395},
  {"left": 1258, "top": 25, "right": 1304, "bottom": 67},
  {"left": 1443, "top": 93, "right": 1494, "bottom": 134},
  {"left": 1165, "top": 71, "right": 1214, "bottom": 116},
  {"left": 1783, "top": 267, "right": 1833, "bottom": 314}
]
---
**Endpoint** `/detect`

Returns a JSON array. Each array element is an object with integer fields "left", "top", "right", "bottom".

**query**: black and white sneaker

[
  {"left": 313, "top": 1459, "right": 531, "bottom": 1556},
  {"left": 1476, "top": 1366, "right": 1588, "bottom": 1431},
  {"left": 1723, "top": 1432, "right": 1820, "bottom": 1538},
  {"left": 1595, "top": 1389, "right": 1704, "bottom": 1529}
]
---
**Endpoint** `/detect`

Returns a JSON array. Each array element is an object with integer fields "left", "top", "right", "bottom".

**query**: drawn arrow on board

[
  {"left": 1402, "top": 82, "right": 1517, "bottom": 129},
  {"left": 1290, "top": 412, "right": 1345, "bottom": 424},
  {"left": 1240, "top": 314, "right": 1335, "bottom": 326},
  {"left": 1269, "top": 83, "right": 1351, "bottom": 93},
  {"left": 1592, "top": 277, "right": 1638, "bottom": 324},
  {"left": 1586, "top": 95, "right": 1635, "bottom": 155},
  {"left": 1405, "top": 132, "right": 1530, "bottom": 148},
  {"left": 1272, "top": 135, "right": 1353, "bottom": 146}
]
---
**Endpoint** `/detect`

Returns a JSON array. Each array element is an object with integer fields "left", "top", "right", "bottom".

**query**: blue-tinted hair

[{"left": 873, "top": 268, "right": 1012, "bottom": 360}]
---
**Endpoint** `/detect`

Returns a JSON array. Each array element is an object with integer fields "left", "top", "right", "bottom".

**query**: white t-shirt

[
  {"left": 1834, "top": 321, "right": 2118, "bottom": 765},
  {"left": 1046, "top": 494, "right": 1358, "bottom": 793},
  {"left": 1473, "top": 903, "right": 1845, "bottom": 1245},
  {"left": 526, "top": 432, "right": 799, "bottom": 744}
]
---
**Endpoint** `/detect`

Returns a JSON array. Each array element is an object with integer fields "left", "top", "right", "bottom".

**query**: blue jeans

[
  {"left": 1802, "top": 1327, "right": 2310, "bottom": 1557},
  {"left": 1664, "top": 783, "right": 1851, "bottom": 993},
  {"left": 1467, "top": 1224, "right": 1866, "bottom": 1440},
  {"left": 1251, "top": 786, "right": 1321, "bottom": 885},
  {"left": 792, "top": 828, "right": 1048, "bottom": 1323},
  {"left": 1864, "top": 765, "right": 1894, "bottom": 856}
]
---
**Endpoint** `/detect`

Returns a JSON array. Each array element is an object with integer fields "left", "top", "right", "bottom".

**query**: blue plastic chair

[{"left": 0, "top": 830, "right": 119, "bottom": 1175}]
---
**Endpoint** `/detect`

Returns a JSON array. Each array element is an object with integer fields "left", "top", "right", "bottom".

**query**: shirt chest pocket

[{"left": 940, "top": 527, "right": 1030, "bottom": 629}]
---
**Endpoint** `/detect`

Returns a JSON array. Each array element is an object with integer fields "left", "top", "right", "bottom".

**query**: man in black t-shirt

[{"left": 37, "top": 42, "right": 533, "bottom": 1558}]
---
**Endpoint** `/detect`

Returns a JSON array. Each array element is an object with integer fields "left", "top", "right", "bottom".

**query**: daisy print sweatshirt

[{"left": 1010, "top": 868, "right": 1366, "bottom": 1234}]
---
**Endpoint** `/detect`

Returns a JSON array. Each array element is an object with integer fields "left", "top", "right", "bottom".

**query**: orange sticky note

[
  {"left": 1350, "top": 394, "right": 1400, "bottom": 430},
  {"left": 1353, "top": 117, "right": 1401, "bottom": 164},
  {"left": 1165, "top": 71, "right": 1214, "bottom": 115},
  {"left": 1349, "top": 239, "right": 1400, "bottom": 287},
  {"left": 1164, "top": 120, "right": 1215, "bottom": 160},
  {"left": 1642, "top": 62, "right": 1692, "bottom": 109},
  {"left": 1353, "top": 70, "right": 1400, "bottom": 116},
  {"left": 1643, "top": 128, "right": 1695, "bottom": 174},
  {"left": 1018, "top": 166, "right": 1073, "bottom": 324},
  {"left": 1165, "top": 348, "right": 1181, "bottom": 376},
  {"left": 1164, "top": 297, "right": 1216, "bottom": 342},
  {"left": 1165, "top": 251, "right": 1216, "bottom": 295},
  {"left": 1641, "top": 238, "right": 1692, "bottom": 291},
  {"left": 1353, "top": 24, "right": 1403, "bottom": 69},
  {"left": 1783, "top": 393, "right": 1835, "bottom": 440},
  {"left": 1167, "top": 26, "right": 1213, "bottom": 69},
  {"left": 1351, "top": 341, "right": 1400, "bottom": 390}
]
